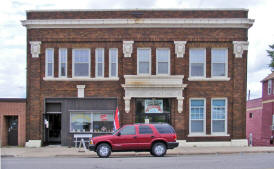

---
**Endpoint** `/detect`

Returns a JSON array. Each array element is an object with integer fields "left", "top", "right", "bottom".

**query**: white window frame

[
  {"left": 137, "top": 48, "right": 151, "bottom": 75},
  {"left": 156, "top": 48, "right": 170, "bottom": 75},
  {"left": 189, "top": 98, "right": 206, "bottom": 136},
  {"left": 189, "top": 48, "right": 206, "bottom": 78},
  {"left": 109, "top": 48, "right": 118, "bottom": 77},
  {"left": 45, "top": 48, "right": 54, "bottom": 77},
  {"left": 58, "top": 48, "right": 67, "bottom": 78},
  {"left": 211, "top": 98, "right": 228, "bottom": 135},
  {"left": 268, "top": 80, "right": 272, "bottom": 95},
  {"left": 95, "top": 48, "right": 105, "bottom": 78},
  {"left": 72, "top": 48, "right": 91, "bottom": 78},
  {"left": 211, "top": 48, "right": 228, "bottom": 78}
]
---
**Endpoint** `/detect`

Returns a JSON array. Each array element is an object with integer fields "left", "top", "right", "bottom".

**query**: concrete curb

[{"left": 2, "top": 150, "right": 274, "bottom": 158}]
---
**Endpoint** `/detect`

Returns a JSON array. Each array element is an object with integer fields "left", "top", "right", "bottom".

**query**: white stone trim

[
  {"left": 43, "top": 77, "right": 119, "bottom": 81},
  {"left": 188, "top": 77, "right": 230, "bottom": 81},
  {"left": 30, "top": 41, "right": 41, "bottom": 58},
  {"left": 25, "top": 140, "right": 41, "bottom": 147},
  {"left": 174, "top": 41, "right": 187, "bottom": 58},
  {"left": 178, "top": 139, "right": 248, "bottom": 147},
  {"left": 22, "top": 18, "right": 254, "bottom": 29},
  {"left": 122, "top": 75, "right": 187, "bottom": 113},
  {"left": 123, "top": 41, "right": 134, "bottom": 58},
  {"left": 77, "top": 85, "right": 85, "bottom": 98},
  {"left": 233, "top": 41, "right": 249, "bottom": 58}
]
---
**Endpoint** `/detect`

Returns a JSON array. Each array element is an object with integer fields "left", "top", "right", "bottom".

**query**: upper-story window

[
  {"left": 211, "top": 98, "right": 227, "bottom": 134},
  {"left": 137, "top": 48, "right": 151, "bottom": 75},
  {"left": 45, "top": 48, "right": 54, "bottom": 77},
  {"left": 109, "top": 48, "right": 118, "bottom": 77},
  {"left": 189, "top": 48, "right": 206, "bottom": 77},
  {"left": 96, "top": 48, "right": 104, "bottom": 77},
  {"left": 189, "top": 99, "right": 206, "bottom": 135},
  {"left": 59, "top": 48, "right": 67, "bottom": 77},
  {"left": 211, "top": 48, "right": 228, "bottom": 77},
  {"left": 156, "top": 48, "right": 170, "bottom": 75},
  {"left": 72, "top": 49, "right": 90, "bottom": 77},
  {"left": 268, "top": 80, "right": 272, "bottom": 95}
]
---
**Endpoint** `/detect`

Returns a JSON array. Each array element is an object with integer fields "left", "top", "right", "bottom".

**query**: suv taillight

[{"left": 174, "top": 135, "right": 177, "bottom": 140}]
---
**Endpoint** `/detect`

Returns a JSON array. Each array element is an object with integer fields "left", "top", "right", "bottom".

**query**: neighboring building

[
  {"left": 0, "top": 98, "right": 26, "bottom": 146},
  {"left": 21, "top": 9, "right": 254, "bottom": 146},
  {"left": 246, "top": 72, "right": 274, "bottom": 146}
]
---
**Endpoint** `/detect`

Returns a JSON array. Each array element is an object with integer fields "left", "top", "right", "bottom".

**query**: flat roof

[{"left": 26, "top": 8, "right": 249, "bottom": 13}]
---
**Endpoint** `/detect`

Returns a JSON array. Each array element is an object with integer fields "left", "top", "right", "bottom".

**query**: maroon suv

[{"left": 89, "top": 123, "right": 179, "bottom": 158}]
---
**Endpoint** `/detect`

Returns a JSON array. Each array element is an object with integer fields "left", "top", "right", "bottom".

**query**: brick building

[
  {"left": 0, "top": 98, "right": 26, "bottom": 146},
  {"left": 21, "top": 9, "right": 254, "bottom": 146},
  {"left": 246, "top": 72, "right": 274, "bottom": 146}
]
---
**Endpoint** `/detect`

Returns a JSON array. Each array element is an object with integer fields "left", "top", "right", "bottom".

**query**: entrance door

[
  {"left": 7, "top": 116, "right": 18, "bottom": 146},
  {"left": 47, "top": 114, "right": 61, "bottom": 144}
]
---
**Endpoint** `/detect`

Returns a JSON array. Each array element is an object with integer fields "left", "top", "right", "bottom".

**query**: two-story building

[
  {"left": 246, "top": 72, "right": 274, "bottom": 146},
  {"left": 21, "top": 9, "right": 254, "bottom": 146}
]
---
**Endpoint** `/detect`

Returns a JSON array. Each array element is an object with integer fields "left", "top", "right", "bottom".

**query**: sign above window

[{"left": 145, "top": 99, "right": 163, "bottom": 113}]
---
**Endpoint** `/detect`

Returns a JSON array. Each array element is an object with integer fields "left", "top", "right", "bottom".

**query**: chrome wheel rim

[
  {"left": 99, "top": 146, "right": 109, "bottom": 156},
  {"left": 154, "top": 145, "right": 165, "bottom": 156}
]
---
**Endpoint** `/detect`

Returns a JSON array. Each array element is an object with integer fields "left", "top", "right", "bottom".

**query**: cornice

[{"left": 21, "top": 18, "right": 254, "bottom": 29}]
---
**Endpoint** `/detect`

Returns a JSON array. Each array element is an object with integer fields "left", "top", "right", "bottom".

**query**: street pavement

[{"left": 2, "top": 153, "right": 274, "bottom": 169}]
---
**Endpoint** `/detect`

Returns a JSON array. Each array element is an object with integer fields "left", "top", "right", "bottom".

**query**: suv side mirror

[{"left": 117, "top": 132, "right": 121, "bottom": 136}]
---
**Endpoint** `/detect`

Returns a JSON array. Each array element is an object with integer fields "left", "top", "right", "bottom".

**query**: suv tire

[
  {"left": 96, "top": 143, "right": 111, "bottom": 158},
  {"left": 152, "top": 142, "right": 167, "bottom": 157}
]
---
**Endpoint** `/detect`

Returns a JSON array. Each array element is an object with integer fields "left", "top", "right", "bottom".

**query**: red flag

[{"left": 114, "top": 107, "right": 120, "bottom": 131}]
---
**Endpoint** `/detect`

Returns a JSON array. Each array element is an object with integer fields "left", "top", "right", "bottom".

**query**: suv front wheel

[
  {"left": 152, "top": 142, "right": 167, "bottom": 157},
  {"left": 96, "top": 143, "right": 111, "bottom": 158}
]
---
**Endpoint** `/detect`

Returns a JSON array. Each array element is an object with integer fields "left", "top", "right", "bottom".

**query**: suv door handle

[
  {"left": 151, "top": 136, "right": 155, "bottom": 138},
  {"left": 133, "top": 136, "right": 137, "bottom": 139}
]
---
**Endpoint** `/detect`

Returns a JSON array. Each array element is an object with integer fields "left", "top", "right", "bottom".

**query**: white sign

[{"left": 145, "top": 99, "right": 163, "bottom": 113}]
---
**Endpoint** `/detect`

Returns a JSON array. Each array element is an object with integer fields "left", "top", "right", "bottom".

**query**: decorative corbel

[
  {"left": 174, "top": 41, "right": 187, "bottom": 58},
  {"left": 123, "top": 41, "right": 134, "bottom": 58},
  {"left": 30, "top": 41, "right": 41, "bottom": 58},
  {"left": 124, "top": 97, "right": 131, "bottom": 113},
  {"left": 233, "top": 41, "right": 249, "bottom": 58},
  {"left": 177, "top": 97, "right": 184, "bottom": 113}
]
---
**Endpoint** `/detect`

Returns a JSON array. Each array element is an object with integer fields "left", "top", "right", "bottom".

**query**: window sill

[
  {"left": 43, "top": 77, "right": 119, "bottom": 81},
  {"left": 188, "top": 134, "right": 230, "bottom": 137},
  {"left": 188, "top": 77, "right": 230, "bottom": 81}
]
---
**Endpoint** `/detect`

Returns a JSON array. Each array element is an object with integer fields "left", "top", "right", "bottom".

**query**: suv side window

[
  {"left": 139, "top": 125, "right": 153, "bottom": 134},
  {"left": 120, "top": 125, "right": 136, "bottom": 135},
  {"left": 154, "top": 124, "right": 175, "bottom": 134}
]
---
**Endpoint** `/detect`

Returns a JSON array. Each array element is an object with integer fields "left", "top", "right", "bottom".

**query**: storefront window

[
  {"left": 135, "top": 99, "right": 171, "bottom": 124},
  {"left": 70, "top": 112, "right": 114, "bottom": 133},
  {"left": 93, "top": 113, "right": 114, "bottom": 133},
  {"left": 70, "top": 113, "right": 92, "bottom": 132}
]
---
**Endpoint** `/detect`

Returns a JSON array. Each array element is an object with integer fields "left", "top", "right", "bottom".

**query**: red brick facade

[
  {"left": 23, "top": 9, "right": 252, "bottom": 143},
  {"left": 0, "top": 99, "right": 26, "bottom": 146}
]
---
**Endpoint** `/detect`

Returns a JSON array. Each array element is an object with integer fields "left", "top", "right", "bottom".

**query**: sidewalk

[{"left": 2, "top": 146, "right": 274, "bottom": 158}]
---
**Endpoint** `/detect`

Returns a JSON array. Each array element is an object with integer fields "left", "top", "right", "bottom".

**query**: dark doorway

[
  {"left": 6, "top": 116, "right": 18, "bottom": 146},
  {"left": 46, "top": 113, "right": 61, "bottom": 144}
]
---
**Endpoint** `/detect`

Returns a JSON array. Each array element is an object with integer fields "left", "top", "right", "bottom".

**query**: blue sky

[{"left": 0, "top": 0, "right": 273, "bottom": 99}]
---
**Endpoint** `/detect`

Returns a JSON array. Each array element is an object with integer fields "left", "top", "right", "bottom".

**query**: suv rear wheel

[
  {"left": 96, "top": 143, "right": 111, "bottom": 158},
  {"left": 152, "top": 142, "right": 167, "bottom": 157}
]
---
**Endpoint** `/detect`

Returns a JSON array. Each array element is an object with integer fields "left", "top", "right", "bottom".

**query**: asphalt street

[{"left": 2, "top": 153, "right": 274, "bottom": 169}]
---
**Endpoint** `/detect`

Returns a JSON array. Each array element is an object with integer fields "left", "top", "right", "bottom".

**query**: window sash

[
  {"left": 96, "top": 48, "right": 104, "bottom": 77},
  {"left": 59, "top": 48, "right": 67, "bottom": 77},
  {"left": 156, "top": 49, "right": 170, "bottom": 75},
  {"left": 189, "top": 49, "right": 206, "bottom": 77},
  {"left": 73, "top": 49, "right": 90, "bottom": 77},
  {"left": 137, "top": 48, "right": 151, "bottom": 75},
  {"left": 45, "top": 48, "right": 54, "bottom": 77},
  {"left": 211, "top": 99, "right": 227, "bottom": 134},
  {"left": 190, "top": 99, "right": 205, "bottom": 134},
  {"left": 211, "top": 48, "right": 227, "bottom": 77},
  {"left": 109, "top": 48, "right": 118, "bottom": 77},
  {"left": 268, "top": 80, "right": 272, "bottom": 95}
]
